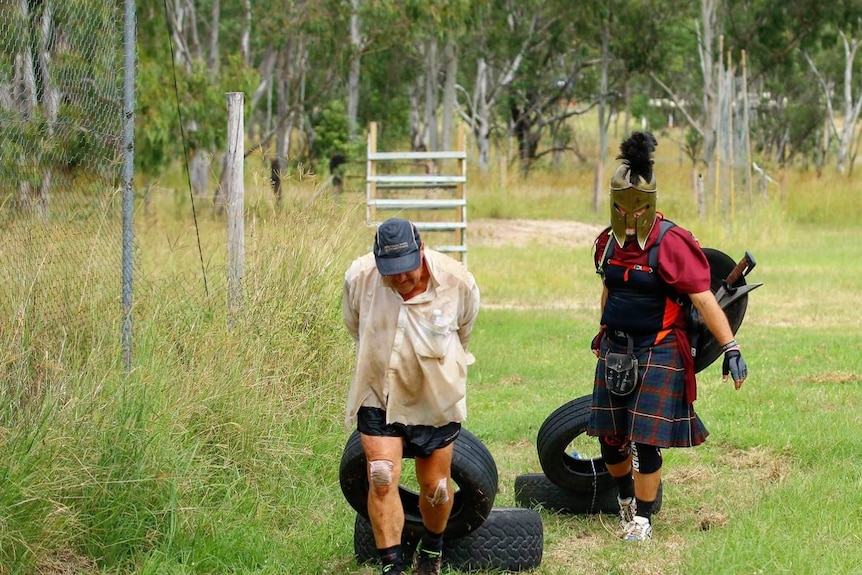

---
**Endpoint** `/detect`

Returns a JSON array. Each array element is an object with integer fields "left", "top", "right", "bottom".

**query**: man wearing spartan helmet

[{"left": 588, "top": 131, "right": 749, "bottom": 542}]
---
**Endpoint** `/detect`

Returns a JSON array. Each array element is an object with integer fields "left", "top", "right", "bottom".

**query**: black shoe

[{"left": 412, "top": 542, "right": 443, "bottom": 575}]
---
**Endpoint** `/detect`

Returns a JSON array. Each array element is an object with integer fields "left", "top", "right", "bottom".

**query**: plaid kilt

[{"left": 588, "top": 333, "right": 709, "bottom": 448}]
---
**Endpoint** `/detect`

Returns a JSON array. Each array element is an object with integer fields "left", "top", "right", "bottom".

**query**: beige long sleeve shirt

[{"left": 342, "top": 249, "right": 480, "bottom": 429}]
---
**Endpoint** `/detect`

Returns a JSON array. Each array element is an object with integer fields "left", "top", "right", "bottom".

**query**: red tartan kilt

[{"left": 588, "top": 335, "right": 708, "bottom": 448}]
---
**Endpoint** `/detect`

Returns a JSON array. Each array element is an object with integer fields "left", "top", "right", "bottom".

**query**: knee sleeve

[
  {"left": 631, "top": 442, "right": 662, "bottom": 474},
  {"left": 425, "top": 478, "right": 449, "bottom": 506},
  {"left": 599, "top": 435, "right": 631, "bottom": 466},
  {"left": 369, "top": 459, "right": 394, "bottom": 486}
]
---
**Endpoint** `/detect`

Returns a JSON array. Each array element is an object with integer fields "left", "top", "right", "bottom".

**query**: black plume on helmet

[{"left": 616, "top": 131, "right": 657, "bottom": 185}]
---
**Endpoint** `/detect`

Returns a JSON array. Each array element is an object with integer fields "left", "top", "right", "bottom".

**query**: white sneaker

[
  {"left": 623, "top": 516, "right": 653, "bottom": 542},
  {"left": 618, "top": 496, "right": 636, "bottom": 531}
]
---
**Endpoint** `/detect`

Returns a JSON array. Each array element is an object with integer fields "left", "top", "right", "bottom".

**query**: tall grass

[{"left": 0, "top": 129, "right": 860, "bottom": 573}]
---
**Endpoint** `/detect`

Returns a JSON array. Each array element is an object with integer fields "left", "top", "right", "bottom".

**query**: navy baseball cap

[{"left": 373, "top": 218, "right": 422, "bottom": 276}]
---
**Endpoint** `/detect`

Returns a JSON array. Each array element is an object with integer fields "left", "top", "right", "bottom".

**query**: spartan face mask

[{"left": 609, "top": 163, "right": 657, "bottom": 249}]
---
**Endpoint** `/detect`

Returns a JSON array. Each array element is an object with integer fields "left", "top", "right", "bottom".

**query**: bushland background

[
  {"left": 2, "top": 1, "right": 862, "bottom": 574},
  {"left": 2, "top": 113, "right": 861, "bottom": 574}
]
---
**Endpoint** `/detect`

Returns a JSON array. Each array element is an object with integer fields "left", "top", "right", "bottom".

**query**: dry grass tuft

[
  {"left": 667, "top": 464, "right": 715, "bottom": 485},
  {"left": 695, "top": 507, "right": 730, "bottom": 531},
  {"left": 806, "top": 372, "right": 861, "bottom": 385},
  {"left": 36, "top": 548, "right": 97, "bottom": 575},
  {"left": 719, "top": 445, "right": 792, "bottom": 484},
  {"left": 498, "top": 374, "right": 525, "bottom": 386}
]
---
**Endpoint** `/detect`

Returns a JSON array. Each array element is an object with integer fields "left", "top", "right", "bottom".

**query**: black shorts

[{"left": 356, "top": 407, "right": 461, "bottom": 458}]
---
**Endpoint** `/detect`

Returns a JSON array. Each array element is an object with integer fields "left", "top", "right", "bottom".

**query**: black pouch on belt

[{"left": 605, "top": 333, "right": 639, "bottom": 397}]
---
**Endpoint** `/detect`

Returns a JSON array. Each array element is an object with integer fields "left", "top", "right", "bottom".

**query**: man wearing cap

[
  {"left": 588, "top": 132, "right": 748, "bottom": 542},
  {"left": 343, "top": 217, "right": 480, "bottom": 575}
]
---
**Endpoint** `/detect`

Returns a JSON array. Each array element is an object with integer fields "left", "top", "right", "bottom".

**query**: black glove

[{"left": 722, "top": 349, "right": 747, "bottom": 382}]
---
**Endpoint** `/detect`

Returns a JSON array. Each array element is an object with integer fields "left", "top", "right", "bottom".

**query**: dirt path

[{"left": 468, "top": 218, "right": 605, "bottom": 248}]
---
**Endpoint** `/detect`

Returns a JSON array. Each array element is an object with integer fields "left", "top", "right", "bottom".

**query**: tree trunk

[
  {"left": 37, "top": 2, "right": 58, "bottom": 217},
  {"left": 249, "top": 50, "right": 276, "bottom": 140},
  {"left": 272, "top": 49, "right": 289, "bottom": 204},
  {"left": 409, "top": 74, "right": 424, "bottom": 150},
  {"left": 189, "top": 151, "right": 210, "bottom": 198},
  {"left": 347, "top": 0, "right": 363, "bottom": 137},
  {"left": 241, "top": 0, "right": 251, "bottom": 66},
  {"left": 593, "top": 15, "right": 611, "bottom": 213},
  {"left": 208, "top": 0, "right": 220, "bottom": 73},
  {"left": 424, "top": 36, "right": 439, "bottom": 152},
  {"left": 441, "top": 37, "right": 457, "bottom": 152},
  {"left": 168, "top": 0, "right": 190, "bottom": 69},
  {"left": 187, "top": 0, "right": 202, "bottom": 62},
  {"left": 13, "top": 0, "right": 56, "bottom": 216},
  {"left": 473, "top": 58, "right": 491, "bottom": 172},
  {"left": 836, "top": 32, "right": 862, "bottom": 175},
  {"left": 271, "top": 156, "right": 281, "bottom": 205},
  {"left": 295, "top": 36, "right": 310, "bottom": 164},
  {"left": 698, "top": 0, "right": 718, "bottom": 197}
]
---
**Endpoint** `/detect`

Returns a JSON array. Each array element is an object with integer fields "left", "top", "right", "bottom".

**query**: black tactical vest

[{"left": 597, "top": 220, "right": 682, "bottom": 335}]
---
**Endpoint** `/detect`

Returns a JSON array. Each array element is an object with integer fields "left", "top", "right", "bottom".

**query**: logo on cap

[{"left": 373, "top": 218, "right": 421, "bottom": 276}]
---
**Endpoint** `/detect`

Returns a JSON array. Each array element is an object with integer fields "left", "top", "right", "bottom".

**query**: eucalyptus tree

[
  {"left": 1, "top": 0, "right": 60, "bottom": 216},
  {"left": 455, "top": 0, "right": 671, "bottom": 179},
  {"left": 456, "top": 0, "right": 565, "bottom": 172},
  {"left": 391, "top": 0, "right": 471, "bottom": 155},
  {"left": 575, "top": 0, "right": 684, "bottom": 209},
  {"left": 137, "top": 0, "right": 256, "bottom": 201},
  {"left": 347, "top": 0, "right": 363, "bottom": 137},
  {"left": 645, "top": 0, "right": 828, "bottom": 179},
  {"left": 719, "top": 0, "right": 827, "bottom": 171},
  {"left": 503, "top": 0, "right": 598, "bottom": 177},
  {"left": 796, "top": 2, "right": 862, "bottom": 174},
  {"left": 141, "top": 0, "right": 351, "bottom": 201},
  {"left": 248, "top": 0, "right": 341, "bottom": 200},
  {"left": 0, "top": 0, "right": 122, "bottom": 215}
]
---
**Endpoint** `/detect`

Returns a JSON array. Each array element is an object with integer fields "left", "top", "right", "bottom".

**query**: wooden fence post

[{"left": 226, "top": 92, "right": 245, "bottom": 326}]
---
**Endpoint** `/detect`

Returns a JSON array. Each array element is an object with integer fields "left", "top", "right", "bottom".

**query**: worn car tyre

[
  {"left": 514, "top": 472, "right": 663, "bottom": 515},
  {"left": 536, "top": 395, "right": 615, "bottom": 494},
  {"left": 514, "top": 472, "right": 617, "bottom": 514},
  {"left": 354, "top": 507, "right": 543, "bottom": 572},
  {"left": 339, "top": 427, "right": 498, "bottom": 539}
]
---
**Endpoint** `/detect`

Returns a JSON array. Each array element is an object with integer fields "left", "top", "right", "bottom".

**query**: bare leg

[
  {"left": 361, "top": 434, "right": 404, "bottom": 548},
  {"left": 414, "top": 442, "right": 455, "bottom": 533}
]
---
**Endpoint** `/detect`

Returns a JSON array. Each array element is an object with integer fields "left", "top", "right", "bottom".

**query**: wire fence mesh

[{"left": 0, "top": 2, "right": 125, "bottom": 385}]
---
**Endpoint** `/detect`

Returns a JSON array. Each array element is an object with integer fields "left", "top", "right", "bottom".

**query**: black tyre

[
  {"left": 339, "top": 427, "right": 498, "bottom": 539},
  {"left": 513, "top": 472, "right": 663, "bottom": 515},
  {"left": 354, "top": 507, "right": 543, "bottom": 572},
  {"left": 514, "top": 472, "right": 617, "bottom": 514},
  {"left": 536, "top": 395, "right": 615, "bottom": 494}
]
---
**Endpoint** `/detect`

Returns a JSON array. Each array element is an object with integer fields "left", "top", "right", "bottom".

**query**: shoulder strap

[
  {"left": 599, "top": 219, "right": 676, "bottom": 275},
  {"left": 596, "top": 227, "right": 614, "bottom": 276},
  {"left": 647, "top": 219, "right": 676, "bottom": 269}
]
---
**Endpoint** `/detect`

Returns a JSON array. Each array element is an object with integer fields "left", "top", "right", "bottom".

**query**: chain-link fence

[{"left": 0, "top": 2, "right": 128, "bottom": 386}]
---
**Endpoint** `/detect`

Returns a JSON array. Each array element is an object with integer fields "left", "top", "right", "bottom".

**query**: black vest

[{"left": 597, "top": 220, "right": 681, "bottom": 335}]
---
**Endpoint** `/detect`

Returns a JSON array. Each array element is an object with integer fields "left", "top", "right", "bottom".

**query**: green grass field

[{"left": 2, "top": 134, "right": 862, "bottom": 574}]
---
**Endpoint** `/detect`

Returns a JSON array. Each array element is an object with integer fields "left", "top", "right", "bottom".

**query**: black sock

[
  {"left": 614, "top": 472, "right": 635, "bottom": 500},
  {"left": 420, "top": 529, "right": 444, "bottom": 553},
  {"left": 635, "top": 498, "right": 655, "bottom": 522},
  {"left": 378, "top": 545, "right": 404, "bottom": 571}
]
